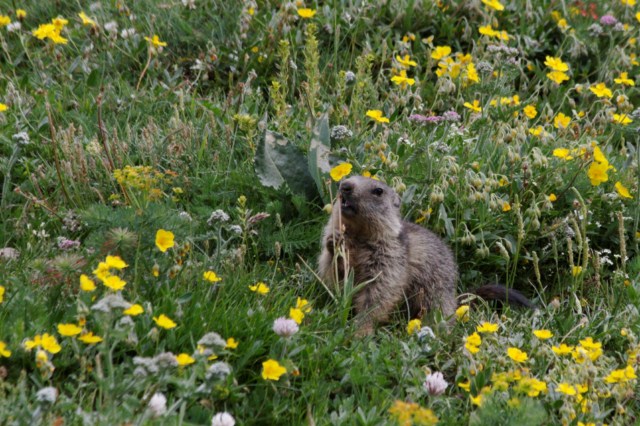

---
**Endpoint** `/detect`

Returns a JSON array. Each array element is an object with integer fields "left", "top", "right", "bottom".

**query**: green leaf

[
  {"left": 308, "top": 113, "right": 332, "bottom": 201},
  {"left": 255, "top": 130, "right": 318, "bottom": 200}
]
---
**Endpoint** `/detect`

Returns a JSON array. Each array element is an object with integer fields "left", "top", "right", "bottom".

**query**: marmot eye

[{"left": 372, "top": 188, "right": 384, "bottom": 196}]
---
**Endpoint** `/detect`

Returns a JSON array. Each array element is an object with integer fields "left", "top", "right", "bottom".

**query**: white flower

[
  {"left": 424, "top": 371, "right": 448, "bottom": 396},
  {"left": 205, "top": 362, "right": 232, "bottom": 380},
  {"left": 272, "top": 317, "right": 299, "bottom": 338},
  {"left": 35, "top": 387, "right": 58, "bottom": 404},
  {"left": 7, "top": 22, "right": 21, "bottom": 32},
  {"left": 120, "top": 28, "right": 136, "bottom": 39},
  {"left": 182, "top": 0, "right": 196, "bottom": 9},
  {"left": 211, "top": 412, "right": 235, "bottom": 426},
  {"left": 148, "top": 393, "right": 167, "bottom": 418},
  {"left": 104, "top": 21, "right": 118, "bottom": 34}
]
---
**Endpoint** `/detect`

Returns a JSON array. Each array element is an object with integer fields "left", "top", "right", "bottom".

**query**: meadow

[{"left": 0, "top": 0, "right": 638, "bottom": 424}]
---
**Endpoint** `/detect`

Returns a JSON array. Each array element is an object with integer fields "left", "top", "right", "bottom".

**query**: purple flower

[
  {"left": 409, "top": 114, "right": 444, "bottom": 123},
  {"left": 57, "top": 237, "right": 81, "bottom": 251},
  {"left": 272, "top": 317, "right": 299, "bottom": 337},
  {"left": 600, "top": 15, "right": 617, "bottom": 26},
  {"left": 442, "top": 110, "right": 461, "bottom": 122}
]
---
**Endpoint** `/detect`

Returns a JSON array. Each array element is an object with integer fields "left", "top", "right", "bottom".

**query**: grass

[{"left": 0, "top": 0, "right": 639, "bottom": 425}]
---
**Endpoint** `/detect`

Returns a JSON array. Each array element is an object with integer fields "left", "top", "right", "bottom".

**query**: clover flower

[
  {"left": 212, "top": 412, "right": 236, "bottom": 426},
  {"left": 424, "top": 371, "right": 448, "bottom": 396},
  {"left": 148, "top": 393, "right": 167, "bottom": 418},
  {"left": 273, "top": 317, "right": 299, "bottom": 338}
]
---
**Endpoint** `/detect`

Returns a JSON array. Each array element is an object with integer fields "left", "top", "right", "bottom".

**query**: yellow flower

[
  {"left": 366, "top": 110, "right": 390, "bottom": 123},
  {"left": 613, "top": 113, "right": 633, "bottom": 125},
  {"left": 329, "top": 163, "right": 353, "bottom": 182},
  {"left": 548, "top": 193, "right": 557, "bottom": 202},
  {"left": 470, "top": 394, "right": 484, "bottom": 406},
  {"left": 105, "top": 255, "right": 128, "bottom": 269},
  {"left": 93, "top": 262, "right": 111, "bottom": 281},
  {"left": 502, "top": 202, "right": 511, "bottom": 212},
  {"left": 0, "top": 341, "right": 11, "bottom": 358},
  {"left": 507, "top": 347, "right": 528, "bottom": 363},
  {"left": 553, "top": 113, "right": 571, "bottom": 129},
  {"left": 614, "top": 72, "right": 635, "bottom": 86},
  {"left": 572, "top": 266, "right": 583, "bottom": 276},
  {"left": 556, "top": 383, "right": 576, "bottom": 396},
  {"left": 103, "top": 275, "right": 126, "bottom": 291},
  {"left": 431, "top": 46, "right": 452, "bottom": 60},
  {"left": 544, "top": 56, "right": 569, "bottom": 72},
  {"left": 458, "top": 380, "right": 471, "bottom": 392},
  {"left": 396, "top": 54, "right": 417, "bottom": 68},
  {"left": 249, "top": 281, "right": 270, "bottom": 294},
  {"left": 0, "top": 103, "right": 8, "bottom": 112},
  {"left": 203, "top": 270, "right": 222, "bottom": 282},
  {"left": 51, "top": 17, "right": 68, "bottom": 28},
  {"left": 589, "top": 82, "right": 612, "bottom": 98},
  {"left": 517, "top": 377, "right": 548, "bottom": 397},
  {"left": 465, "top": 62, "right": 480, "bottom": 84},
  {"left": 523, "top": 105, "right": 537, "bottom": 119},
  {"left": 463, "top": 100, "right": 482, "bottom": 113},
  {"left": 623, "top": 0, "right": 637, "bottom": 5},
  {"left": 467, "top": 332, "right": 482, "bottom": 346},
  {"left": 296, "top": 297, "right": 312, "bottom": 313},
  {"left": 552, "top": 148, "right": 573, "bottom": 160},
  {"left": 456, "top": 305, "right": 470, "bottom": 322},
  {"left": 606, "top": 365, "right": 637, "bottom": 383},
  {"left": 578, "top": 337, "right": 601, "bottom": 350},
  {"left": 58, "top": 323, "right": 83, "bottom": 337},
  {"left": 557, "top": 18, "right": 569, "bottom": 29},
  {"left": 614, "top": 181, "right": 633, "bottom": 199},
  {"left": 0, "top": 285, "right": 4, "bottom": 303},
  {"left": 144, "top": 35, "right": 167, "bottom": 48},
  {"left": 24, "top": 333, "right": 61, "bottom": 354},
  {"left": 529, "top": 126, "right": 543, "bottom": 136},
  {"left": 481, "top": 0, "right": 504, "bottom": 11},
  {"left": 0, "top": 15, "right": 10, "bottom": 26},
  {"left": 225, "top": 338, "right": 239, "bottom": 349},
  {"left": 78, "top": 332, "right": 103, "bottom": 344},
  {"left": 533, "top": 329, "right": 553, "bottom": 339},
  {"left": 78, "top": 11, "right": 97, "bottom": 27},
  {"left": 32, "top": 23, "right": 68, "bottom": 44},
  {"left": 587, "top": 161, "right": 610, "bottom": 186},
  {"left": 296, "top": 8, "right": 317, "bottom": 18},
  {"left": 153, "top": 314, "right": 177, "bottom": 329},
  {"left": 262, "top": 359, "right": 287, "bottom": 380},
  {"left": 407, "top": 319, "right": 422, "bottom": 335},
  {"left": 476, "top": 322, "right": 499, "bottom": 333},
  {"left": 16, "top": 9, "right": 27, "bottom": 19},
  {"left": 290, "top": 307, "right": 304, "bottom": 324},
  {"left": 123, "top": 304, "right": 144, "bottom": 316},
  {"left": 79, "top": 274, "right": 96, "bottom": 292},
  {"left": 176, "top": 353, "right": 196, "bottom": 366},
  {"left": 390, "top": 69, "right": 415, "bottom": 87},
  {"left": 547, "top": 71, "right": 569, "bottom": 84},
  {"left": 155, "top": 229, "right": 175, "bottom": 252}
]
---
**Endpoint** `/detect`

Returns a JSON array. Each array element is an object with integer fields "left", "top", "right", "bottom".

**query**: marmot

[{"left": 318, "top": 175, "right": 531, "bottom": 335}]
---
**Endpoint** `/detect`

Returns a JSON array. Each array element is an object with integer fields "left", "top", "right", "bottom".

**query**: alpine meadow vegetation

[{"left": 0, "top": 1, "right": 639, "bottom": 425}]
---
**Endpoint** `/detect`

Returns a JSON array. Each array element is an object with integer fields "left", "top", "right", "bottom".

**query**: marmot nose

[{"left": 339, "top": 180, "right": 354, "bottom": 195}]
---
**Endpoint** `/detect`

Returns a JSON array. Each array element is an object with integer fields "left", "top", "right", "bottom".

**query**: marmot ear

[{"left": 393, "top": 193, "right": 401, "bottom": 208}]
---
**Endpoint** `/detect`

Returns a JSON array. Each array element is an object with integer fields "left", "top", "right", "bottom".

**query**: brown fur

[{"left": 318, "top": 176, "right": 458, "bottom": 335}]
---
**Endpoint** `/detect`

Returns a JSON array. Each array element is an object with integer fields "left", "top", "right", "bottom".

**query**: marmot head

[{"left": 335, "top": 176, "right": 402, "bottom": 239}]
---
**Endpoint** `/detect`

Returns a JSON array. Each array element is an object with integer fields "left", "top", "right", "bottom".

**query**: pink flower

[
  {"left": 424, "top": 371, "right": 448, "bottom": 396},
  {"left": 272, "top": 317, "right": 299, "bottom": 337}
]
